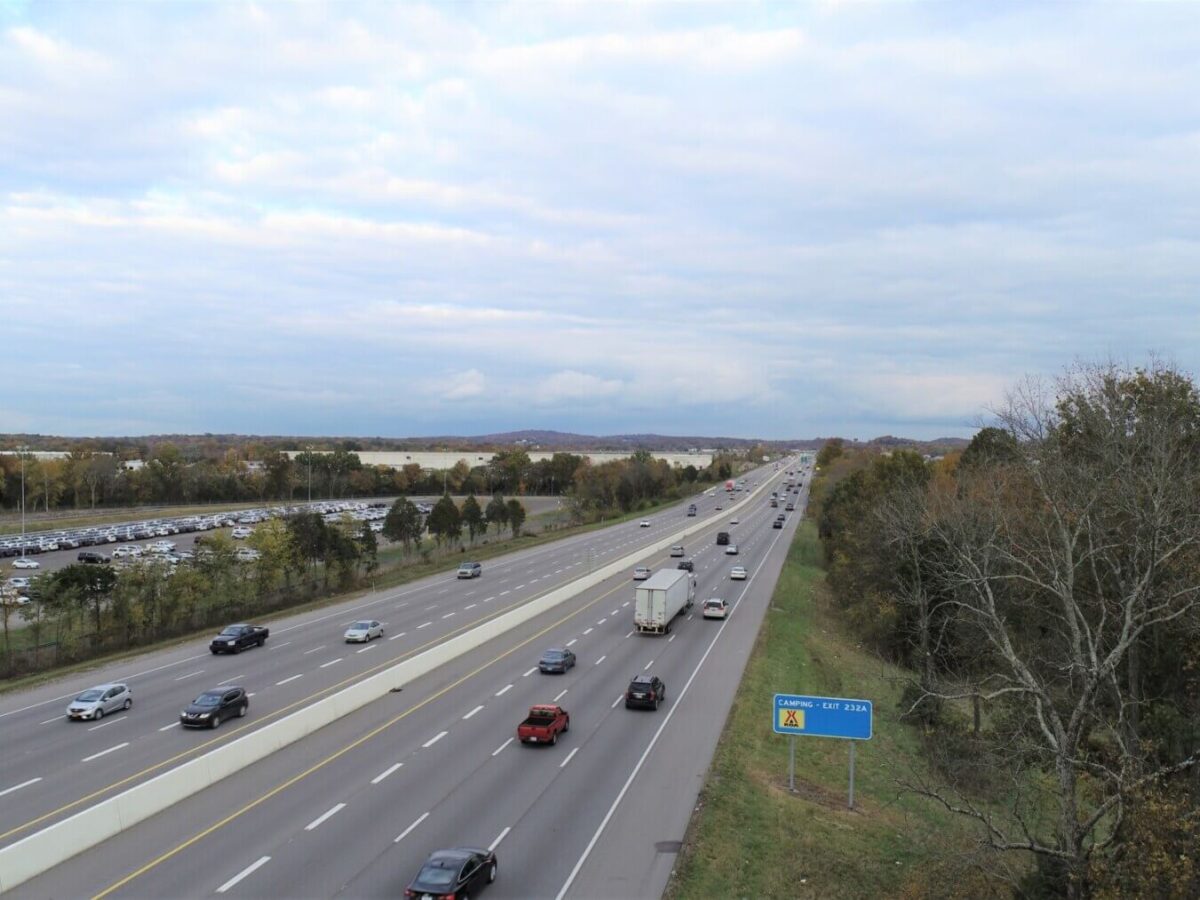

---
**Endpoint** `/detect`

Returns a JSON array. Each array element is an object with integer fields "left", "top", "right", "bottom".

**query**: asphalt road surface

[{"left": 3, "top": 463, "right": 809, "bottom": 899}]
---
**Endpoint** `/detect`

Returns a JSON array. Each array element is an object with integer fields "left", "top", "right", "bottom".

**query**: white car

[
  {"left": 730, "top": 517, "right": 739, "bottom": 525},
  {"left": 725, "top": 544, "right": 739, "bottom": 555},
  {"left": 231, "top": 527, "right": 254, "bottom": 539},
  {"left": 632, "top": 566, "right": 652, "bottom": 580},
  {"left": 639, "top": 520, "right": 651, "bottom": 528},
  {"left": 702, "top": 598, "right": 728, "bottom": 620},
  {"left": 235, "top": 548, "right": 262, "bottom": 562},
  {"left": 148, "top": 540, "right": 176, "bottom": 554},
  {"left": 6, "top": 576, "right": 32, "bottom": 589},
  {"left": 669, "top": 545, "right": 685, "bottom": 557},
  {"left": 344, "top": 620, "right": 383, "bottom": 642},
  {"left": 12, "top": 557, "right": 39, "bottom": 569},
  {"left": 730, "top": 565, "right": 748, "bottom": 580},
  {"left": 66, "top": 683, "right": 132, "bottom": 721}
]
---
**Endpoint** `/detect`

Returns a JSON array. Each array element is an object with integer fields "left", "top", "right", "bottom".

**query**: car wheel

[
  {"left": 550, "top": 732, "right": 558, "bottom": 745},
  {"left": 625, "top": 701, "right": 633, "bottom": 709},
  {"left": 654, "top": 699, "right": 660, "bottom": 710},
  {"left": 94, "top": 707, "right": 103, "bottom": 720},
  {"left": 211, "top": 648, "right": 219, "bottom": 655},
  {"left": 258, "top": 637, "right": 266, "bottom": 647},
  {"left": 123, "top": 698, "right": 132, "bottom": 710},
  {"left": 488, "top": 861, "right": 497, "bottom": 883},
  {"left": 238, "top": 703, "right": 248, "bottom": 718},
  {"left": 232, "top": 644, "right": 241, "bottom": 654},
  {"left": 563, "top": 718, "right": 569, "bottom": 732},
  {"left": 210, "top": 713, "right": 221, "bottom": 729}
]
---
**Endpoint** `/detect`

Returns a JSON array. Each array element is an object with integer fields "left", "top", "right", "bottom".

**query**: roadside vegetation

[{"left": 675, "top": 360, "right": 1200, "bottom": 899}]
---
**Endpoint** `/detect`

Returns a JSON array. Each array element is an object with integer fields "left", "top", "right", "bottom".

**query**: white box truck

[{"left": 634, "top": 569, "right": 696, "bottom": 635}]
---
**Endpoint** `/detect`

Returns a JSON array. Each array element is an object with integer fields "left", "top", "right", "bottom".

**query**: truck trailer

[{"left": 634, "top": 569, "right": 696, "bottom": 635}]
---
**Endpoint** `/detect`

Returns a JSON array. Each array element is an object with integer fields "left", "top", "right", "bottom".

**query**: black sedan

[
  {"left": 405, "top": 847, "right": 497, "bottom": 899},
  {"left": 539, "top": 648, "right": 576, "bottom": 673},
  {"left": 676, "top": 559, "right": 694, "bottom": 572},
  {"left": 180, "top": 686, "right": 248, "bottom": 728}
]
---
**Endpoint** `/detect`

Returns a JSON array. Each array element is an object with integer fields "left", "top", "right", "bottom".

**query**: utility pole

[
  {"left": 20, "top": 445, "right": 28, "bottom": 544},
  {"left": 306, "top": 445, "right": 313, "bottom": 504}
]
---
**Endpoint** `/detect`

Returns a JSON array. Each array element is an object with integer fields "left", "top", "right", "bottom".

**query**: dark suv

[
  {"left": 77, "top": 551, "right": 111, "bottom": 564},
  {"left": 716, "top": 531, "right": 730, "bottom": 545},
  {"left": 625, "top": 674, "right": 666, "bottom": 710},
  {"left": 676, "top": 559, "right": 694, "bottom": 572},
  {"left": 180, "top": 686, "right": 248, "bottom": 728}
]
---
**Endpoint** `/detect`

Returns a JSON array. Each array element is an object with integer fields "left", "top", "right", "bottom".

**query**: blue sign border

[{"left": 773, "top": 693, "right": 873, "bottom": 740}]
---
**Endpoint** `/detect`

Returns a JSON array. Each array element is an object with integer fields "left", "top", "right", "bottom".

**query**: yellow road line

[{"left": 93, "top": 578, "right": 626, "bottom": 899}]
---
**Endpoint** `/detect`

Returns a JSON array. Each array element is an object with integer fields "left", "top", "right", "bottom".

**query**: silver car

[
  {"left": 66, "top": 683, "right": 132, "bottom": 721},
  {"left": 344, "top": 620, "right": 384, "bottom": 642}
]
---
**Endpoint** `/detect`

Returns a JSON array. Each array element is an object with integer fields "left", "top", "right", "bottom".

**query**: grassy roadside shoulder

[{"left": 666, "top": 521, "right": 994, "bottom": 899}]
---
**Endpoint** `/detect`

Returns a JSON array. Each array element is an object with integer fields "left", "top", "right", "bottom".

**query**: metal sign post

[{"left": 773, "top": 693, "right": 873, "bottom": 810}]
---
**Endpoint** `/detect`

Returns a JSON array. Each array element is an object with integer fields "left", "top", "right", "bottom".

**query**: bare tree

[{"left": 892, "top": 362, "right": 1200, "bottom": 897}]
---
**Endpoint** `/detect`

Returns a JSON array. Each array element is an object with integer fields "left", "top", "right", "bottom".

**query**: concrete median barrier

[{"left": 0, "top": 477, "right": 775, "bottom": 892}]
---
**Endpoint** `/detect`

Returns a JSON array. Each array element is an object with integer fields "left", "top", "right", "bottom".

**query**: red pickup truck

[{"left": 517, "top": 705, "right": 570, "bottom": 745}]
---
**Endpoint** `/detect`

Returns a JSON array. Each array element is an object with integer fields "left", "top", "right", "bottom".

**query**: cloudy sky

[{"left": 2, "top": 2, "right": 1198, "bottom": 441}]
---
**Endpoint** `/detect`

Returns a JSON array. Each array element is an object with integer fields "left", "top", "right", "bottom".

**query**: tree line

[
  {"left": 0, "top": 446, "right": 742, "bottom": 513},
  {"left": 811, "top": 361, "right": 1200, "bottom": 898}
]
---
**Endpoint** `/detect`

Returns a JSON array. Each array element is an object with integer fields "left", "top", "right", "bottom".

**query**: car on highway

[
  {"left": 518, "top": 704, "right": 570, "bottom": 744},
  {"left": 625, "top": 674, "right": 666, "bottom": 711},
  {"left": 669, "top": 545, "right": 684, "bottom": 557},
  {"left": 730, "top": 565, "right": 748, "bottom": 580},
  {"left": 404, "top": 847, "right": 497, "bottom": 899},
  {"left": 773, "top": 518, "right": 784, "bottom": 529},
  {"left": 676, "top": 559, "right": 694, "bottom": 572},
  {"left": 456, "top": 561, "right": 482, "bottom": 579},
  {"left": 344, "top": 619, "right": 383, "bottom": 642},
  {"left": 702, "top": 598, "right": 729, "bottom": 619},
  {"left": 714, "top": 503, "right": 723, "bottom": 510},
  {"left": 725, "top": 543, "right": 739, "bottom": 555},
  {"left": 687, "top": 504, "right": 697, "bottom": 516},
  {"left": 66, "top": 683, "right": 132, "bottom": 721},
  {"left": 539, "top": 647, "right": 576, "bottom": 673},
  {"left": 632, "top": 566, "right": 652, "bottom": 580},
  {"left": 730, "top": 517, "right": 739, "bottom": 525},
  {"left": 210, "top": 623, "right": 269, "bottom": 654},
  {"left": 180, "top": 686, "right": 248, "bottom": 729},
  {"left": 639, "top": 519, "right": 651, "bottom": 527},
  {"left": 786, "top": 502, "right": 796, "bottom": 511},
  {"left": 12, "top": 557, "right": 39, "bottom": 569}
]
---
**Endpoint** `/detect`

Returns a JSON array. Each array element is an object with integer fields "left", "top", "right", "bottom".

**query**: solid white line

[
  {"left": 371, "top": 763, "right": 403, "bottom": 784},
  {"left": 303, "top": 646, "right": 326, "bottom": 655},
  {"left": 320, "top": 658, "right": 343, "bottom": 669},
  {"left": 394, "top": 812, "right": 430, "bottom": 843},
  {"left": 495, "top": 684, "right": 513, "bottom": 697},
  {"left": 87, "top": 717, "right": 122, "bottom": 731},
  {"left": 565, "top": 639, "right": 577, "bottom": 647},
  {"left": 553, "top": 689, "right": 568, "bottom": 702},
  {"left": 217, "top": 855, "right": 271, "bottom": 893},
  {"left": 173, "top": 670, "right": 204, "bottom": 681},
  {"left": 356, "top": 644, "right": 377, "bottom": 654},
  {"left": 417, "top": 622, "right": 432, "bottom": 629},
  {"left": 492, "top": 737, "right": 514, "bottom": 756},
  {"left": 304, "top": 802, "right": 346, "bottom": 831},
  {"left": 0, "top": 777, "right": 42, "bottom": 798},
  {"left": 81, "top": 742, "right": 129, "bottom": 763},
  {"left": 388, "top": 632, "right": 406, "bottom": 641},
  {"left": 555, "top": 505, "right": 790, "bottom": 900},
  {"left": 612, "top": 695, "right": 624, "bottom": 708},
  {"left": 423, "top": 730, "right": 448, "bottom": 748},
  {"left": 463, "top": 704, "right": 485, "bottom": 720},
  {"left": 559, "top": 747, "right": 579, "bottom": 768},
  {"left": 595, "top": 655, "right": 606, "bottom": 665},
  {"left": 489, "top": 826, "right": 511, "bottom": 851},
  {"left": 217, "top": 675, "right": 246, "bottom": 686},
  {"left": 159, "top": 722, "right": 179, "bottom": 731},
  {"left": 523, "top": 667, "right": 537, "bottom": 677},
  {"left": 276, "top": 674, "right": 303, "bottom": 686},
  {"left": 582, "top": 628, "right": 593, "bottom": 636}
]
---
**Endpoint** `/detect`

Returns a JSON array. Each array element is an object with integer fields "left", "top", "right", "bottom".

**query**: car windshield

[
  {"left": 193, "top": 694, "right": 222, "bottom": 707},
  {"left": 350, "top": 622, "right": 372, "bottom": 630},
  {"left": 218, "top": 628, "right": 240, "bottom": 637},
  {"left": 76, "top": 689, "right": 104, "bottom": 702},
  {"left": 705, "top": 600, "right": 724, "bottom": 608},
  {"left": 417, "top": 865, "right": 457, "bottom": 888},
  {"left": 543, "top": 651, "right": 564, "bottom": 660}
]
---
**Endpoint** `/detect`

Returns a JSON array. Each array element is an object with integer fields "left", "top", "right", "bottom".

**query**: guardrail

[{"left": 0, "top": 474, "right": 778, "bottom": 892}]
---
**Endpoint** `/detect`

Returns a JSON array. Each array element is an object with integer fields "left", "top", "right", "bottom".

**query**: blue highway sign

[{"left": 773, "top": 693, "right": 873, "bottom": 740}]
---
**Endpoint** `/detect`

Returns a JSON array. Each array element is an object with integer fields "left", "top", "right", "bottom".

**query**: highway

[{"left": 3, "top": 463, "right": 808, "bottom": 898}]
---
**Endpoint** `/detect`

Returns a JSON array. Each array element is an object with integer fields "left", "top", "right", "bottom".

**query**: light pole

[
  {"left": 20, "top": 445, "right": 27, "bottom": 546},
  {"left": 306, "top": 445, "right": 313, "bottom": 504}
]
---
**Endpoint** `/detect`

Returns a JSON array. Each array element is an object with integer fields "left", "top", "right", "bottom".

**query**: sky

[{"left": 2, "top": 1, "right": 1198, "bottom": 442}]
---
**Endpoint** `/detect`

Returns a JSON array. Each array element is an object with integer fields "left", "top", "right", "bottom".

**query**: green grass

[{"left": 667, "top": 521, "right": 999, "bottom": 899}]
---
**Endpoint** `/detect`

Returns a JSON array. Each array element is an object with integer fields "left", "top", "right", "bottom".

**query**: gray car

[{"left": 66, "top": 683, "right": 132, "bottom": 721}]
